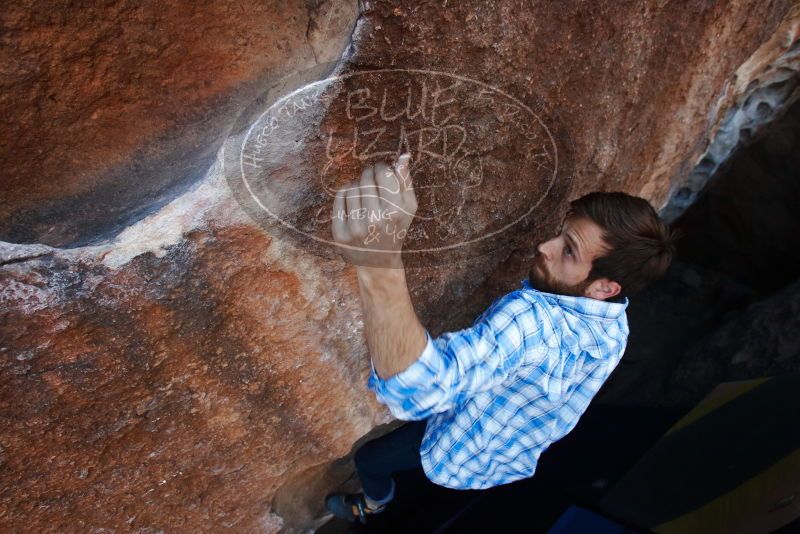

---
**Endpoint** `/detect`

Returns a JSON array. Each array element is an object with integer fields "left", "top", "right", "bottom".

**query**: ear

[{"left": 583, "top": 278, "right": 621, "bottom": 301}]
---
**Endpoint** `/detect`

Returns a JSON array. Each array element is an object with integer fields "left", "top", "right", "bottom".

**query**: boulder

[{"left": 1, "top": 1, "right": 798, "bottom": 531}]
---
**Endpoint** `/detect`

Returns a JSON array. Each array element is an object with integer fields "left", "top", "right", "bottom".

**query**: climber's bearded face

[{"left": 528, "top": 214, "right": 620, "bottom": 301}]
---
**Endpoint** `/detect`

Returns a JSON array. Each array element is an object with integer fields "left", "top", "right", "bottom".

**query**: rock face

[
  {"left": 1, "top": 1, "right": 799, "bottom": 532},
  {"left": 0, "top": 0, "right": 358, "bottom": 246},
  {"left": 0, "top": 160, "right": 387, "bottom": 532},
  {"left": 673, "top": 98, "right": 800, "bottom": 293},
  {"left": 660, "top": 3, "right": 800, "bottom": 222}
]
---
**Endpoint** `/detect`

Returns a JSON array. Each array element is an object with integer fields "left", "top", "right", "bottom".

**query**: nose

[{"left": 536, "top": 240, "right": 551, "bottom": 261}]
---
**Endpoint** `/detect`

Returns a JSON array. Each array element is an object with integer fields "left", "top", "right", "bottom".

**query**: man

[{"left": 325, "top": 154, "right": 677, "bottom": 524}]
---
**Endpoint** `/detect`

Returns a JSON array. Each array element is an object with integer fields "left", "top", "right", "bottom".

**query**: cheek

[
  {"left": 559, "top": 262, "right": 585, "bottom": 284},
  {"left": 571, "top": 262, "right": 592, "bottom": 283}
]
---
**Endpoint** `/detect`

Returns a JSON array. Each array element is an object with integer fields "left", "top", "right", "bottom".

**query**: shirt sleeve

[{"left": 367, "top": 293, "right": 537, "bottom": 420}]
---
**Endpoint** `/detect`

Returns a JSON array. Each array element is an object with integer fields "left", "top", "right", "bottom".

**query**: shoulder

[
  {"left": 479, "top": 288, "right": 550, "bottom": 321},
  {"left": 476, "top": 289, "right": 558, "bottom": 344},
  {"left": 521, "top": 289, "right": 628, "bottom": 354}
]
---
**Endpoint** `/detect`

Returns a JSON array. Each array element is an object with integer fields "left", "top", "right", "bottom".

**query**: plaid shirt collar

[{"left": 520, "top": 278, "right": 629, "bottom": 321}]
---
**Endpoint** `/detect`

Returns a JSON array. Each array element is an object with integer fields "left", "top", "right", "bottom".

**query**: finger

[
  {"left": 345, "top": 178, "right": 366, "bottom": 239},
  {"left": 374, "top": 161, "right": 402, "bottom": 211},
  {"left": 394, "top": 153, "right": 412, "bottom": 193},
  {"left": 395, "top": 153, "right": 417, "bottom": 212},
  {"left": 332, "top": 188, "right": 349, "bottom": 242},
  {"left": 360, "top": 165, "right": 381, "bottom": 224}
]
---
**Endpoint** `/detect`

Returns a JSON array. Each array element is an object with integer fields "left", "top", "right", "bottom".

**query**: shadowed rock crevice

[
  {"left": 673, "top": 98, "right": 800, "bottom": 293},
  {"left": 597, "top": 94, "right": 800, "bottom": 410}
]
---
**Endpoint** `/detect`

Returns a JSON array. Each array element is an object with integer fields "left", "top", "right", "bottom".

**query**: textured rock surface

[
  {"left": 0, "top": 159, "right": 387, "bottom": 532},
  {"left": 0, "top": 0, "right": 358, "bottom": 246},
  {"left": 1, "top": 1, "right": 799, "bottom": 532},
  {"left": 660, "top": 2, "right": 800, "bottom": 221}
]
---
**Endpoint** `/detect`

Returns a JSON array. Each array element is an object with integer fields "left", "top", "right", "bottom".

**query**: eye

[{"left": 564, "top": 244, "right": 573, "bottom": 258}]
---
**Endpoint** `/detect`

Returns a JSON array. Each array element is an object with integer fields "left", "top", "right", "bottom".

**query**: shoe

[{"left": 325, "top": 492, "right": 387, "bottom": 525}]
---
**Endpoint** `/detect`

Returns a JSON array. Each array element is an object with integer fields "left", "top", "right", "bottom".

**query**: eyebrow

[{"left": 564, "top": 231, "right": 583, "bottom": 262}]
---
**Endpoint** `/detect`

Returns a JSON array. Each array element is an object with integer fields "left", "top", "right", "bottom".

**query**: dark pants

[{"left": 353, "top": 419, "right": 429, "bottom": 503}]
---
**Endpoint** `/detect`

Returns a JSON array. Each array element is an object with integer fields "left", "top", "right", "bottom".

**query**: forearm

[{"left": 356, "top": 262, "right": 428, "bottom": 379}]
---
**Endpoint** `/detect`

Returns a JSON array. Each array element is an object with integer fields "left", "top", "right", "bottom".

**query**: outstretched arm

[
  {"left": 356, "top": 265, "right": 427, "bottom": 379},
  {"left": 331, "top": 153, "right": 425, "bottom": 378},
  {"left": 332, "top": 155, "right": 533, "bottom": 419}
]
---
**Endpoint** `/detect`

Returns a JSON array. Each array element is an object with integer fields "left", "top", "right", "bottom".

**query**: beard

[{"left": 528, "top": 256, "right": 592, "bottom": 297}]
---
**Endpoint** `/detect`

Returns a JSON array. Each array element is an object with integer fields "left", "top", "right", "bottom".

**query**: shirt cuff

[{"left": 367, "top": 329, "right": 441, "bottom": 400}]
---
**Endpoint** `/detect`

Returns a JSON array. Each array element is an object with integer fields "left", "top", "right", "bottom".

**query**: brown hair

[{"left": 567, "top": 191, "right": 680, "bottom": 297}]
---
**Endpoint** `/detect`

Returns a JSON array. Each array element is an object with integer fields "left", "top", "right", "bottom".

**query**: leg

[
  {"left": 353, "top": 419, "right": 428, "bottom": 504},
  {"left": 324, "top": 419, "right": 428, "bottom": 523}
]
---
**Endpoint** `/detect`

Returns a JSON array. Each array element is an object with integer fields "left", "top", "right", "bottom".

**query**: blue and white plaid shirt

[{"left": 367, "top": 278, "right": 630, "bottom": 490}]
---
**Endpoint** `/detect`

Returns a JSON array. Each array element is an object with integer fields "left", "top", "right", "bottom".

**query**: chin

[{"left": 531, "top": 272, "right": 589, "bottom": 298}]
